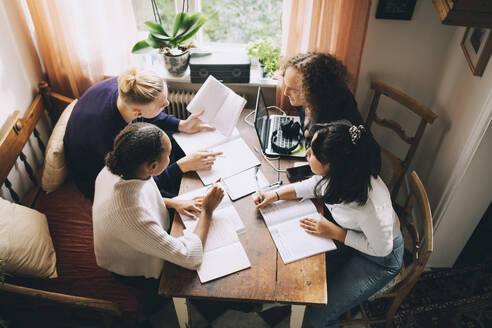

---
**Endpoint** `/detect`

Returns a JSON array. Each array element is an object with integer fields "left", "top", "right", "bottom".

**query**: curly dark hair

[
  {"left": 281, "top": 52, "right": 352, "bottom": 123},
  {"left": 105, "top": 123, "right": 166, "bottom": 178}
]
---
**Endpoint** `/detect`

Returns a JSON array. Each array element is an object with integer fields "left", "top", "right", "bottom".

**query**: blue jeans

[{"left": 306, "top": 232, "right": 404, "bottom": 328}]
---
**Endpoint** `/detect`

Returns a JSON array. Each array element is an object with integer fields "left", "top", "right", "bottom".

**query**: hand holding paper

[
  {"left": 178, "top": 109, "right": 215, "bottom": 134},
  {"left": 187, "top": 75, "right": 246, "bottom": 136}
]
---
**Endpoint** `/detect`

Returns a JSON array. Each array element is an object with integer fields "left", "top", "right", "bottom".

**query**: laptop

[{"left": 254, "top": 87, "right": 306, "bottom": 158}]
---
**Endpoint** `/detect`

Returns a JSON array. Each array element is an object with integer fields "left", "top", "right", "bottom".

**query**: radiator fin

[{"left": 164, "top": 89, "right": 246, "bottom": 120}]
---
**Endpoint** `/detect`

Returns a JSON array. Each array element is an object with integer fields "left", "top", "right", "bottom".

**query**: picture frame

[
  {"left": 461, "top": 27, "right": 492, "bottom": 77},
  {"left": 375, "top": 0, "right": 417, "bottom": 20}
]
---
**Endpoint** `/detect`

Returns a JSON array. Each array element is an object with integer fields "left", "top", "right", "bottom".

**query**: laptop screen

[{"left": 254, "top": 87, "right": 269, "bottom": 150}]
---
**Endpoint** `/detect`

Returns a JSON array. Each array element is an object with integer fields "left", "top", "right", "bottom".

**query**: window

[
  {"left": 200, "top": 0, "right": 282, "bottom": 45},
  {"left": 132, "top": 0, "right": 282, "bottom": 47}
]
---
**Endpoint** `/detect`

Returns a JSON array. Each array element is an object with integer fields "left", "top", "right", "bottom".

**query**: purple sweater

[{"left": 64, "top": 77, "right": 182, "bottom": 199}]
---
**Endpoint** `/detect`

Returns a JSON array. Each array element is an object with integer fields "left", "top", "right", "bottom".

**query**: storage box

[{"left": 190, "top": 52, "right": 251, "bottom": 83}]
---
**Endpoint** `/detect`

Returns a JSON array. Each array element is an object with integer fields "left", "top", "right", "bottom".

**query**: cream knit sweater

[{"left": 92, "top": 167, "right": 203, "bottom": 278}]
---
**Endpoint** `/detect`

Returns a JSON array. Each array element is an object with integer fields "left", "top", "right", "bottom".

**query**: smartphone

[{"left": 286, "top": 164, "right": 313, "bottom": 181}]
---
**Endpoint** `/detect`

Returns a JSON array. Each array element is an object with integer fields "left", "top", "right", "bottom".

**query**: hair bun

[{"left": 118, "top": 68, "right": 138, "bottom": 93}]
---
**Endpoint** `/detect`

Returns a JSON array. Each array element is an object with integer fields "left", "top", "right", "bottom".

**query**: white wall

[
  {"left": 0, "top": 0, "right": 45, "bottom": 201},
  {"left": 356, "top": 0, "right": 492, "bottom": 267},
  {"left": 356, "top": 0, "right": 456, "bottom": 202},
  {"left": 421, "top": 28, "right": 492, "bottom": 267}
]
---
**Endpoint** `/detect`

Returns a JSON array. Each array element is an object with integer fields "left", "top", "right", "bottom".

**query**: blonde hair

[{"left": 117, "top": 68, "right": 166, "bottom": 104}]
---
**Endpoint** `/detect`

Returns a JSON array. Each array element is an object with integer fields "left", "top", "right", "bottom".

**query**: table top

[{"left": 158, "top": 110, "right": 327, "bottom": 305}]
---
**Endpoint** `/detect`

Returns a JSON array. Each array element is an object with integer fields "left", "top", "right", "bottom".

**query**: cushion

[
  {"left": 0, "top": 197, "right": 57, "bottom": 278},
  {"left": 41, "top": 99, "right": 77, "bottom": 193}
]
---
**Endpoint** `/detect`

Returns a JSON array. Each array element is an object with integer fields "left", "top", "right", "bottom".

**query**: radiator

[
  {"left": 165, "top": 89, "right": 196, "bottom": 119},
  {"left": 164, "top": 89, "right": 247, "bottom": 120}
]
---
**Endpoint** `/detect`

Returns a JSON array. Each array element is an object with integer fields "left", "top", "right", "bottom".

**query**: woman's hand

[
  {"left": 202, "top": 185, "right": 224, "bottom": 215},
  {"left": 177, "top": 150, "right": 223, "bottom": 172},
  {"left": 300, "top": 217, "right": 347, "bottom": 242},
  {"left": 254, "top": 191, "right": 279, "bottom": 209},
  {"left": 178, "top": 109, "right": 215, "bottom": 134},
  {"left": 170, "top": 196, "right": 203, "bottom": 219}
]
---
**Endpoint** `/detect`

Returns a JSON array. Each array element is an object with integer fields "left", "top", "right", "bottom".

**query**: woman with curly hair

[{"left": 281, "top": 52, "right": 380, "bottom": 173}]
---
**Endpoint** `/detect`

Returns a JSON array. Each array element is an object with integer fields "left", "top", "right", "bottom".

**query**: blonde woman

[{"left": 64, "top": 68, "right": 220, "bottom": 200}]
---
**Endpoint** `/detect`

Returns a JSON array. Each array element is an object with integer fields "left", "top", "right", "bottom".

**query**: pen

[
  {"left": 254, "top": 167, "right": 263, "bottom": 202},
  {"left": 214, "top": 177, "right": 222, "bottom": 183},
  {"left": 262, "top": 180, "right": 283, "bottom": 190}
]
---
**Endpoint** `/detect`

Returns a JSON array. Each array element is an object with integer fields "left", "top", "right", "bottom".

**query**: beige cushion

[
  {"left": 41, "top": 99, "right": 77, "bottom": 193},
  {"left": 0, "top": 197, "right": 58, "bottom": 278}
]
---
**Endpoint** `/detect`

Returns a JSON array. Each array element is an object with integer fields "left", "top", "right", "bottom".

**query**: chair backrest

[
  {"left": 394, "top": 171, "right": 433, "bottom": 296},
  {"left": 366, "top": 79, "right": 438, "bottom": 201}
]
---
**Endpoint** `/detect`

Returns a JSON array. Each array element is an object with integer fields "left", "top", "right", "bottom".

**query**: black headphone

[{"left": 270, "top": 120, "right": 303, "bottom": 154}]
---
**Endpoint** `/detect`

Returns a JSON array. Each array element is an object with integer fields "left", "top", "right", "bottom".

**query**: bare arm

[{"left": 254, "top": 184, "right": 298, "bottom": 208}]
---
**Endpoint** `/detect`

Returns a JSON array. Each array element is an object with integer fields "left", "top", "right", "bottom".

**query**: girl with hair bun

[
  {"left": 93, "top": 122, "right": 224, "bottom": 278},
  {"left": 64, "top": 68, "right": 221, "bottom": 200},
  {"left": 254, "top": 121, "right": 403, "bottom": 328}
]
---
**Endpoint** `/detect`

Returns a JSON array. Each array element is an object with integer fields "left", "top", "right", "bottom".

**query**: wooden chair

[
  {"left": 366, "top": 79, "right": 438, "bottom": 201},
  {"left": 340, "top": 171, "right": 434, "bottom": 327}
]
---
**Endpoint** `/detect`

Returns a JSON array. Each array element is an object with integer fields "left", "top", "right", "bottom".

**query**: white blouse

[
  {"left": 92, "top": 167, "right": 203, "bottom": 279},
  {"left": 294, "top": 175, "right": 400, "bottom": 257}
]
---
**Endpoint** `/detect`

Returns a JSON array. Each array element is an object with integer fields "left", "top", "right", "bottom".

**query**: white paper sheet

[
  {"left": 173, "top": 128, "right": 240, "bottom": 154},
  {"left": 222, "top": 168, "right": 270, "bottom": 201},
  {"left": 196, "top": 138, "right": 260, "bottom": 185}
]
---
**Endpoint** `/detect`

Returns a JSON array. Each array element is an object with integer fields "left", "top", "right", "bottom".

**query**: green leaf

[
  {"left": 144, "top": 21, "right": 168, "bottom": 37},
  {"left": 147, "top": 34, "right": 164, "bottom": 48},
  {"left": 150, "top": 32, "right": 171, "bottom": 42},
  {"left": 131, "top": 40, "right": 151, "bottom": 53},
  {"left": 176, "top": 16, "right": 206, "bottom": 44},
  {"left": 183, "top": 12, "right": 200, "bottom": 29},
  {"left": 172, "top": 12, "right": 186, "bottom": 37}
]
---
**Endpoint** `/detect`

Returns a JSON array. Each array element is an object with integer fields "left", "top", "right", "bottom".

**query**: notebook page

[
  {"left": 197, "top": 137, "right": 260, "bottom": 185},
  {"left": 187, "top": 76, "right": 228, "bottom": 122},
  {"left": 201, "top": 216, "right": 239, "bottom": 252},
  {"left": 212, "top": 92, "right": 246, "bottom": 137},
  {"left": 259, "top": 199, "right": 318, "bottom": 227},
  {"left": 197, "top": 241, "right": 251, "bottom": 283},
  {"left": 173, "top": 128, "right": 240, "bottom": 154},
  {"left": 174, "top": 184, "right": 245, "bottom": 233},
  {"left": 268, "top": 213, "right": 337, "bottom": 264}
]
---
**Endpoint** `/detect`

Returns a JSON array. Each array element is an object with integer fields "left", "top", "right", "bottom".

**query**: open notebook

[
  {"left": 174, "top": 184, "right": 245, "bottom": 234},
  {"left": 259, "top": 199, "right": 337, "bottom": 264},
  {"left": 174, "top": 186, "right": 250, "bottom": 283},
  {"left": 173, "top": 129, "right": 260, "bottom": 185}
]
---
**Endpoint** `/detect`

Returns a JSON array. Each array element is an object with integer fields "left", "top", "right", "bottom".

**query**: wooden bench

[{"left": 0, "top": 83, "right": 144, "bottom": 327}]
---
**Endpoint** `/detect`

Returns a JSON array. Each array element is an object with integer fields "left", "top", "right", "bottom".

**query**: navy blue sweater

[{"left": 64, "top": 77, "right": 182, "bottom": 199}]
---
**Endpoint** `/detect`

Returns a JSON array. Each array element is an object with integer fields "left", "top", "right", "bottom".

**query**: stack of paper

[
  {"left": 175, "top": 186, "right": 251, "bottom": 283},
  {"left": 259, "top": 199, "right": 337, "bottom": 264}
]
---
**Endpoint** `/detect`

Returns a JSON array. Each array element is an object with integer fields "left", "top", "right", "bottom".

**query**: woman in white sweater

[
  {"left": 255, "top": 121, "right": 403, "bottom": 328},
  {"left": 93, "top": 122, "right": 224, "bottom": 280}
]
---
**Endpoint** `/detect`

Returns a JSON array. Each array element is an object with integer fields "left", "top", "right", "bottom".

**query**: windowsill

[{"left": 135, "top": 51, "right": 278, "bottom": 88}]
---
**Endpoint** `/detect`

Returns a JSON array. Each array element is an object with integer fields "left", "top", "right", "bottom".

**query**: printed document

[
  {"left": 187, "top": 75, "right": 246, "bottom": 137},
  {"left": 259, "top": 199, "right": 337, "bottom": 264}
]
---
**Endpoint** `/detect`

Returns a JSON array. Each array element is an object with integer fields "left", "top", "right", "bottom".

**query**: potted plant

[
  {"left": 132, "top": 9, "right": 206, "bottom": 76},
  {"left": 246, "top": 38, "right": 281, "bottom": 78}
]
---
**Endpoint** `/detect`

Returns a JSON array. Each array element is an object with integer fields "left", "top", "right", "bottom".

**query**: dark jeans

[{"left": 305, "top": 229, "right": 404, "bottom": 328}]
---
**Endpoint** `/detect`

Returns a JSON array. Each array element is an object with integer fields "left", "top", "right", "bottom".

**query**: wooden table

[{"left": 159, "top": 110, "right": 327, "bottom": 328}]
